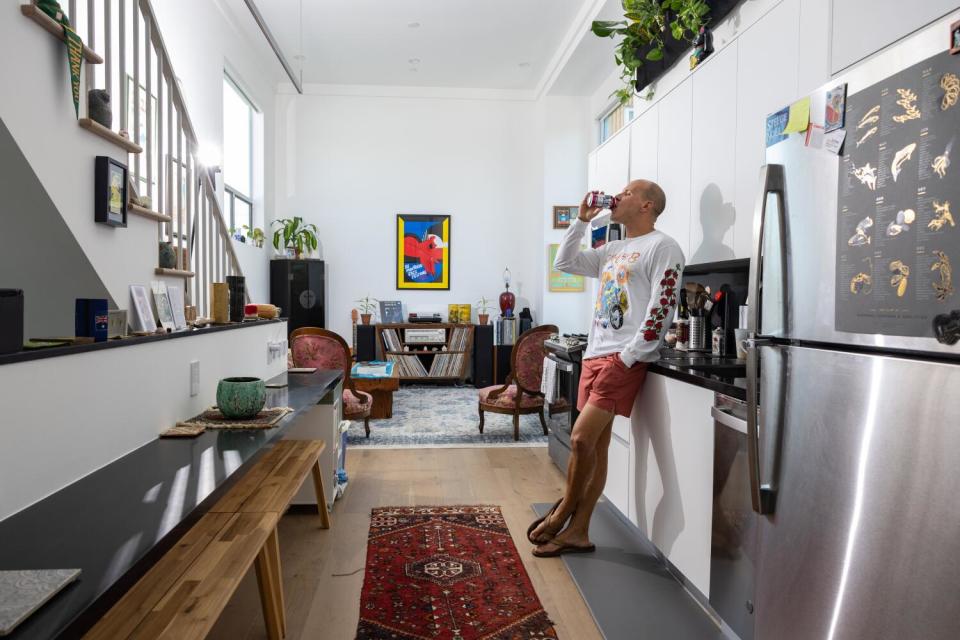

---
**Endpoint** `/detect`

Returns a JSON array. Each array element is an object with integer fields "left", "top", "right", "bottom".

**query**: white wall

[
  {"left": 274, "top": 87, "right": 543, "bottom": 340},
  {"left": 0, "top": 322, "right": 288, "bottom": 522}
]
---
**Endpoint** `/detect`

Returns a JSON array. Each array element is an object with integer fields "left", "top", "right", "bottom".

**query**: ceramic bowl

[{"left": 216, "top": 377, "right": 266, "bottom": 419}]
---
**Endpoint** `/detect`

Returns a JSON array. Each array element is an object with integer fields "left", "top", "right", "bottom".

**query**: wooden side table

[{"left": 351, "top": 373, "right": 400, "bottom": 419}]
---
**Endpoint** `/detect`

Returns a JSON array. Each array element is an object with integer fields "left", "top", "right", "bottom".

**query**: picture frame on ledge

[
  {"left": 95, "top": 156, "right": 127, "bottom": 227},
  {"left": 552, "top": 205, "right": 577, "bottom": 229}
]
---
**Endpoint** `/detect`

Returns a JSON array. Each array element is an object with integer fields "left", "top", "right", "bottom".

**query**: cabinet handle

[{"left": 711, "top": 406, "right": 748, "bottom": 434}]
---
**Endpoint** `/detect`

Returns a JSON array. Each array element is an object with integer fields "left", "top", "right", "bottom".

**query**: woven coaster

[
  {"left": 179, "top": 406, "right": 294, "bottom": 430},
  {"left": 160, "top": 423, "right": 206, "bottom": 438}
]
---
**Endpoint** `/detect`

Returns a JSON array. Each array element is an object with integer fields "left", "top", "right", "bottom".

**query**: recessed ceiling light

[
  {"left": 407, "top": 21, "right": 420, "bottom": 28},
  {"left": 409, "top": 67, "right": 419, "bottom": 72},
  {"left": 518, "top": 62, "right": 531, "bottom": 68},
  {"left": 408, "top": 58, "right": 421, "bottom": 65}
]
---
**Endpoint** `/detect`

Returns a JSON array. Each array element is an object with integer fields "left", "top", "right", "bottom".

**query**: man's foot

[
  {"left": 529, "top": 509, "right": 571, "bottom": 545},
  {"left": 527, "top": 499, "right": 562, "bottom": 544},
  {"left": 532, "top": 535, "right": 596, "bottom": 558}
]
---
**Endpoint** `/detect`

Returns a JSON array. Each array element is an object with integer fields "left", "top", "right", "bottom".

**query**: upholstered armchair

[
  {"left": 290, "top": 327, "right": 373, "bottom": 437},
  {"left": 477, "top": 324, "right": 569, "bottom": 441}
]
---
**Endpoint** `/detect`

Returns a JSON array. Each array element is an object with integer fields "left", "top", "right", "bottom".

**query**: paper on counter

[{"left": 783, "top": 97, "right": 810, "bottom": 134}]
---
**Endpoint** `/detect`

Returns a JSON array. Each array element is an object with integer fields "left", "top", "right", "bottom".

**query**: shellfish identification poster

[{"left": 836, "top": 49, "right": 960, "bottom": 337}]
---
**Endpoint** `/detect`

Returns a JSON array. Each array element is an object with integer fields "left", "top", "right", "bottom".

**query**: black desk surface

[{"left": 0, "top": 369, "right": 342, "bottom": 640}]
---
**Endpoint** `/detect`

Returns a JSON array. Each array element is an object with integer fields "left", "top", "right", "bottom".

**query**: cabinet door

[
  {"left": 628, "top": 374, "right": 714, "bottom": 595},
  {"left": 689, "top": 43, "right": 739, "bottom": 265},
  {"left": 733, "top": 0, "right": 800, "bottom": 258},
  {"left": 593, "top": 129, "right": 630, "bottom": 195},
  {"left": 656, "top": 81, "right": 693, "bottom": 258},
  {"left": 629, "top": 104, "right": 659, "bottom": 183}
]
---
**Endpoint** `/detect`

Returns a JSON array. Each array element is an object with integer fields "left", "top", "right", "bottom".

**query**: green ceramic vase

[{"left": 216, "top": 377, "right": 266, "bottom": 419}]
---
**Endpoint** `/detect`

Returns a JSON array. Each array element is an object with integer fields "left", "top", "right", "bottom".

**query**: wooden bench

[{"left": 85, "top": 439, "right": 329, "bottom": 640}]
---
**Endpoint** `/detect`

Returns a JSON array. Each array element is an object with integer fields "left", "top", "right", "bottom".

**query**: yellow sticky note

[{"left": 782, "top": 97, "right": 810, "bottom": 134}]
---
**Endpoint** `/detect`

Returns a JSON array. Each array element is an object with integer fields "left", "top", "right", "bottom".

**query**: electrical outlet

[{"left": 190, "top": 360, "right": 200, "bottom": 397}]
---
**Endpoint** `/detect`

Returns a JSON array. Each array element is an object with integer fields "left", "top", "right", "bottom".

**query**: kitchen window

[
  {"left": 599, "top": 99, "right": 636, "bottom": 144},
  {"left": 223, "top": 74, "right": 257, "bottom": 232}
]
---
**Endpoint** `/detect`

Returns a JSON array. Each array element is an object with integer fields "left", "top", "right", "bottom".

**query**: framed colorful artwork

[
  {"left": 552, "top": 205, "right": 577, "bottom": 229},
  {"left": 95, "top": 156, "right": 127, "bottom": 227},
  {"left": 397, "top": 214, "right": 450, "bottom": 290},
  {"left": 548, "top": 244, "right": 585, "bottom": 292}
]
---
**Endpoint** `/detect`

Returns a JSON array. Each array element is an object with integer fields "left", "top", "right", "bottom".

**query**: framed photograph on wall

[
  {"left": 548, "top": 244, "right": 585, "bottom": 292},
  {"left": 396, "top": 214, "right": 450, "bottom": 290},
  {"left": 95, "top": 156, "right": 127, "bottom": 227},
  {"left": 552, "top": 205, "right": 577, "bottom": 229}
]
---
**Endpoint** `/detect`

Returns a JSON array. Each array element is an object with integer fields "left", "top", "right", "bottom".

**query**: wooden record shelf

[{"left": 377, "top": 323, "right": 474, "bottom": 382}]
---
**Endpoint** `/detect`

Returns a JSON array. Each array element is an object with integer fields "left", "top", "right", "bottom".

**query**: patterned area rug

[
  {"left": 346, "top": 386, "right": 550, "bottom": 448},
  {"left": 357, "top": 505, "right": 558, "bottom": 640}
]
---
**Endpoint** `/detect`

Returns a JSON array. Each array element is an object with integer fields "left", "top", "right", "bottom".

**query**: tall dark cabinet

[{"left": 270, "top": 259, "right": 326, "bottom": 335}]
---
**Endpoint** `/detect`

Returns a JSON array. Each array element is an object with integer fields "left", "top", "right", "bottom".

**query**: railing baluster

[
  {"left": 118, "top": 0, "right": 126, "bottom": 135},
  {"left": 177, "top": 122, "right": 183, "bottom": 272},
  {"left": 86, "top": 0, "right": 95, "bottom": 92},
  {"left": 145, "top": 15, "right": 152, "bottom": 208},
  {"left": 166, "top": 78, "right": 173, "bottom": 243},
  {"left": 133, "top": 0, "right": 140, "bottom": 186},
  {"left": 156, "top": 56, "right": 163, "bottom": 240},
  {"left": 186, "top": 150, "right": 194, "bottom": 304},
  {"left": 104, "top": 0, "right": 111, "bottom": 119},
  {"left": 69, "top": 0, "right": 76, "bottom": 30}
]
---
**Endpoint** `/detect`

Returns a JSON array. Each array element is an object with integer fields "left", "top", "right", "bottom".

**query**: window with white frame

[
  {"left": 223, "top": 74, "right": 256, "bottom": 233},
  {"left": 599, "top": 99, "right": 636, "bottom": 144}
]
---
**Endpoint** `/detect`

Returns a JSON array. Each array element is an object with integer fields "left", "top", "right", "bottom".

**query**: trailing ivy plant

[{"left": 592, "top": 0, "right": 711, "bottom": 105}]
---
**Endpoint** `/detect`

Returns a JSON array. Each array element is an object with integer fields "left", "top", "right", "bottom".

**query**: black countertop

[
  {"left": 0, "top": 369, "right": 342, "bottom": 640},
  {"left": 648, "top": 350, "right": 747, "bottom": 401}
]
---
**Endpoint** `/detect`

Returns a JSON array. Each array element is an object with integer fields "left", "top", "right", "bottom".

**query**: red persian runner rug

[{"left": 356, "top": 505, "right": 558, "bottom": 639}]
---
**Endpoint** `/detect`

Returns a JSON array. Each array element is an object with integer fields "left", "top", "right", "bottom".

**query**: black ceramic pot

[{"left": 88, "top": 90, "right": 112, "bottom": 128}]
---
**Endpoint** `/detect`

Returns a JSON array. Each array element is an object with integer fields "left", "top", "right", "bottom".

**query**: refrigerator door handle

[{"left": 746, "top": 164, "right": 786, "bottom": 515}]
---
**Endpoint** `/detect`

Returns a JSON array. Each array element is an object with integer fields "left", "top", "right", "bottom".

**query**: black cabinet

[{"left": 270, "top": 259, "right": 326, "bottom": 335}]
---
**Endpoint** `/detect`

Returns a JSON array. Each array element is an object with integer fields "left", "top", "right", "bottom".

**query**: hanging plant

[{"left": 592, "top": 0, "right": 711, "bottom": 105}]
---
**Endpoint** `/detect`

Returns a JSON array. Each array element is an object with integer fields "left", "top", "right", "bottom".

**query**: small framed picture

[
  {"left": 951, "top": 20, "right": 960, "bottom": 55},
  {"left": 95, "top": 156, "right": 127, "bottom": 227},
  {"left": 129, "top": 285, "right": 156, "bottom": 333},
  {"left": 553, "top": 206, "right": 577, "bottom": 229}
]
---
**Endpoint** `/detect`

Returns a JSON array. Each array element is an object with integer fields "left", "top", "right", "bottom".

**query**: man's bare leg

[
  {"left": 537, "top": 420, "right": 613, "bottom": 551},
  {"left": 530, "top": 403, "right": 615, "bottom": 543}
]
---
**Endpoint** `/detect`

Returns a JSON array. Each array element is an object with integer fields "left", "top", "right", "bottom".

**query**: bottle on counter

[
  {"left": 676, "top": 296, "right": 690, "bottom": 351},
  {"left": 712, "top": 327, "right": 724, "bottom": 356}
]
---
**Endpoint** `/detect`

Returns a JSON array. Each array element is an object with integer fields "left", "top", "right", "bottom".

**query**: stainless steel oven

[{"left": 545, "top": 352, "right": 579, "bottom": 471}]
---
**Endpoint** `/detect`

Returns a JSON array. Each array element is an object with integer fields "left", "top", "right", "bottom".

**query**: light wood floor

[{"left": 207, "top": 447, "right": 602, "bottom": 639}]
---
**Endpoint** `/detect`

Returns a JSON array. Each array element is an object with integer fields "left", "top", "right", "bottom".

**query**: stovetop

[{"left": 545, "top": 333, "right": 588, "bottom": 354}]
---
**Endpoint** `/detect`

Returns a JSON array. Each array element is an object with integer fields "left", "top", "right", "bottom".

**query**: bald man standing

[{"left": 530, "top": 179, "right": 685, "bottom": 557}]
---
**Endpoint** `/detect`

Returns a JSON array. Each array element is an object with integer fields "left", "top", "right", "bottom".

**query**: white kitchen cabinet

[
  {"left": 628, "top": 104, "right": 659, "bottom": 183},
  {"left": 733, "top": 0, "right": 801, "bottom": 259},
  {"left": 626, "top": 373, "right": 715, "bottom": 596},
  {"left": 656, "top": 81, "right": 693, "bottom": 259},
  {"left": 603, "top": 432, "right": 631, "bottom": 517},
  {"left": 285, "top": 380, "right": 343, "bottom": 511},
  {"left": 593, "top": 128, "right": 630, "bottom": 194},
  {"left": 689, "top": 42, "right": 739, "bottom": 265}
]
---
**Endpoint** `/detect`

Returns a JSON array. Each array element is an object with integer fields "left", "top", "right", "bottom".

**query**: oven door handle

[{"left": 546, "top": 354, "right": 574, "bottom": 372}]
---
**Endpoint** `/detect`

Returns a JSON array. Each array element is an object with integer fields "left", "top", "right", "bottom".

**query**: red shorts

[{"left": 577, "top": 354, "right": 648, "bottom": 417}]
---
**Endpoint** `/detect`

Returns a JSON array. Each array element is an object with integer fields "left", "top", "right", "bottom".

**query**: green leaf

[
  {"left": 671, "top": 23, "right": 683, "bottom": 39},
  {"left": 591, "top": 20, "right": 626, "bottom": 37},
  {"left": 646, "top": 47, "right": 664, "bottom": 61}
]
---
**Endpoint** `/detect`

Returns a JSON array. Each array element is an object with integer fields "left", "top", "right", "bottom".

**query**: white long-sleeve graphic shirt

[{"left": 554, "top": 219, "right": 685, "bottom": 367}]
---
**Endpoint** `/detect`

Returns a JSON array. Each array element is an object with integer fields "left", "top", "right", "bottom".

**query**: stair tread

[{"left": 79, "top": 119, "right": 142, "bottom": 153}]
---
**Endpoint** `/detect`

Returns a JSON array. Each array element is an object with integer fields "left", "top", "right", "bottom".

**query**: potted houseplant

[
  {"left": 271, "top": 216, "right": 319, "bottom": 259},
  {"left": 242, "top": 224, "right": 266, "bottom": 248},
  {"left": 592, "top": 0, "right": 711, "bottom": 104},
  {"left": 476, "top": 296, "right": 495, "bottom": 326},
  {"left": 356, "top": 295, "right": 378, "bottom": 325}
]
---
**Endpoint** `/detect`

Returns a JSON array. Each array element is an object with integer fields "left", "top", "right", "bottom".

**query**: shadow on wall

[
  {"left": 630, "top": 374, "right": 685, "bottom": 556},
  {"left": 690, "top": 183, "right": 736, "bottom": 264}
]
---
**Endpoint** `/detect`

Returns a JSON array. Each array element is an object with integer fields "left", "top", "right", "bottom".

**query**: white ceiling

[
  {"left": 223, "top": 0, "right": 604, "bottom": 91},
  {"left": 547, "top": 0, "right": 621, "bottom": 96}
]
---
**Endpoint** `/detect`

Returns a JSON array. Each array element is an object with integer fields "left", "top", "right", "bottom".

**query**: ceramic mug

[{"left": 734, "top": 329, "right": 750, "bottom": 360}]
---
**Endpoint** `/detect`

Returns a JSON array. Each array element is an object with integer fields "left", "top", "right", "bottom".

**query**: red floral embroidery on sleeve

[{"left": 643, "top": 264, "right": 681, "bottom": 342}]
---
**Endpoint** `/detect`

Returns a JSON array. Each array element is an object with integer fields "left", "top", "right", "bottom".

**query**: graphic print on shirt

[
  {"left": 595, "top": 254, "right": 635, "bottom": 330},
  {"left": 643, "top": 264, "right": 682, "bottom": 341}
]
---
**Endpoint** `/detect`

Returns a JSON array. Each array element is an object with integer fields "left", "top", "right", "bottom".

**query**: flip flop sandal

[
  {"left": 527, "top": 499, "right": 562, "bottom": 544},
  {"left": 532, "top": 541, "right": 597, "bottom": 558}
]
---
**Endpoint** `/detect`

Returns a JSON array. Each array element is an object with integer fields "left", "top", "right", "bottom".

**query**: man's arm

[
  {"left": 620, "top": 244, "right": 685, "bottom": 367},
  {"left": 553, "top": 191, "right": 607, "bottom": 277}
]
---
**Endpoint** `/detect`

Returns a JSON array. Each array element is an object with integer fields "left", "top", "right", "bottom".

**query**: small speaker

[
  {"left": 472, "top": 324, "right": 493, "bottom": 387},
  {"left": 356, "top": 324, "right": 377, "bottom": 361}
]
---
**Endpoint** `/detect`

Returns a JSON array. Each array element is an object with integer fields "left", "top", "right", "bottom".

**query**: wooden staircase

[{"left": 21, "top": 0, "right": 246, "bottom": 317}]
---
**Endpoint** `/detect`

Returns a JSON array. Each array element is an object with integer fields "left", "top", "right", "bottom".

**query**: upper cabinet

[
  {"left": 733, "top": 0, "right": 801, "bottom": 258},
  {"left": 656, "top": 81, "right": 693, "bottom": 259},
  {"left": 689, "top": 42, "right": 739, "bottom": 265},
  {"left": 831, "top": 0, "right": 958, "bottom": 74},
  {"left": 593, "top": 129, "right": 630, "bottom": 195},
  {"left": 629, "top": 104, "right": 659, "bottom": 183}
]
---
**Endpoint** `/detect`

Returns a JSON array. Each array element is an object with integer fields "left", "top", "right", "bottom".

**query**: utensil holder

[{"left": 690, "top": 316, "right": 708, "bottom": 351}]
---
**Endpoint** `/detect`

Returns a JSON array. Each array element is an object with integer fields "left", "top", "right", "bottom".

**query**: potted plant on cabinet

[
  {"left": 242, "top": 224, "right": 266, "bottom": 248},
  {"left": 271, "top": 216, "right": 318, "bottom": 258},
  {"left": 355, "top": 295, "right": 378, "bottom": 325},
  {"left": 476, "top": 296, "right": 495, "bottom": 326}
]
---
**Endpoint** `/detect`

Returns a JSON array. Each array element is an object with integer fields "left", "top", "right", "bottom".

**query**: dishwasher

[{"left": 710, "top": 393, "right": 757, "bottom": 640}]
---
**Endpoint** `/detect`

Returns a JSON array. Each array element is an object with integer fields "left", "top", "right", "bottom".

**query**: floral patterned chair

[
  {"left": 477, "top": 324, "right": 569, "bottom": 441},
  {"left": 290, "top": 327, "right": 372, "bottom": 436}
]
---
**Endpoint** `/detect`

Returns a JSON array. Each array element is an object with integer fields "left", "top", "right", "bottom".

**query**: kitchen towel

[{"left": 541, "top": 357, "right": 557, "bottom": 405}]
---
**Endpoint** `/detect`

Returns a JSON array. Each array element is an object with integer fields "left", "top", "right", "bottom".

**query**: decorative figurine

[
  {"left": 87, "top": 90, "right": 111, "bottom": 128},
  {"left": 689, "top": 26, "right": 713, "bottom": 70}
]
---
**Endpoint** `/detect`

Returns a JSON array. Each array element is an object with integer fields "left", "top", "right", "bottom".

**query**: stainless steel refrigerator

[{"left": 745, "top": 18, "right": 960, "bottom": 640}]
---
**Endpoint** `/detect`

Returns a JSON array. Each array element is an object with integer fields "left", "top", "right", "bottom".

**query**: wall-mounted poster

[
  {"left": 397, "top": 214, "right": 450, "bottom": 290},
  {"left": 549, "top": 244, "right": 585, "bottom": 292}
]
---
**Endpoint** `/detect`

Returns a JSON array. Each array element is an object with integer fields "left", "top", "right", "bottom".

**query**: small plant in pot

[
  {"left": 242, "top": 224, "right": 266, "bottom": 248},
  {"left": 355, "top": 295, "right": 378, "bottom": 325},
  {"left": 271, "top": 216, "right": 318, "bottom": 259},
  {"left": 476, "top": 296, "right": 495, "bottom": 325}
]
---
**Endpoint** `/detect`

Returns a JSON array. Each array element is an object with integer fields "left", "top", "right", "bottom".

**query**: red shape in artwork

[{"left": 404, "top": 234, "right": 445, "bottom": 276}]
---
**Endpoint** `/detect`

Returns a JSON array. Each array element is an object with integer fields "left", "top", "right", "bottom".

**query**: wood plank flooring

[{"left": 206, "top": 447, "right": 602, "bottom": 639}]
